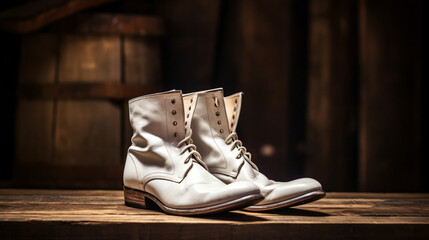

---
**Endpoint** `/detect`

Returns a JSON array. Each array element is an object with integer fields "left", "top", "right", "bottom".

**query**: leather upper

[
  {"left": 184, "top": 89, "right": 245, "bottom": 178},
  {"left": 125, "top": 90, "right": 193, "bottom": 190},
  {"left": 123, "top": 90, "right": 261, "bottom": 209},
  {"left": 188, "top": 88, "right": 323, "bottom": 206}
]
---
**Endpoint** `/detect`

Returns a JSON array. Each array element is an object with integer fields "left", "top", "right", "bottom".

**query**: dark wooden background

[{"left": 0, "top": 0, "right": 425, "bottom": 192}]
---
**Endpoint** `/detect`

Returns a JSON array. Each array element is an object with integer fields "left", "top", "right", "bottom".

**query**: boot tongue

[
  {"left": 182, "top": 93, "right": 199, "bottom": 135},
  {"left": 224, "top": 92, "right": 243, "bottom": 133}
]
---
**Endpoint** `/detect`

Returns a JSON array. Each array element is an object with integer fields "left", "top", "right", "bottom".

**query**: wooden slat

[
  {"left": 0, "top": 190, "right": 428, "bottom": 239},
  {"left": 54, "top": 100, "right": 121, "bottom": 166},
  {"left": 358, "top": 0, "right": 421, "bottom": 191},
  {"left": 15, "top": 34, "right": 58, "bottom": 166},
  {"left": 18, "top": 82, "right": 160, "bottom": 100},
  {"left": 12, "top": 166, "right": 122, "bottom": 189},
  {"left": 215, "top": 0, "right": 300, "bottom": 181},
  {"left": 155, "top": 0, "right": 220, "bottom": 91},
  {"left": 0, "top": 0, "right": 116, "bottom": 33},
  {"left": 58, "top": 35, "right": 121, "bottom": 83},
  {"left": 306, "top": 0, "right": 358, "bottom": 191},
  {"left": 124, "top": 36, "right": 161, "bottom": 85},
  {"left": 46, "top": 13, "right": 164, "bottom": 36},
  {"left": 55, "top": 35, "right": 121, "bottom": 166}
]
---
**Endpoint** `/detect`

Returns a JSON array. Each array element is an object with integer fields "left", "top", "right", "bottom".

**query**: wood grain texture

[
  {"left": 15, "top": 34, "right": 58, "bottom": 165},
  {"left": 58, "top": 35, "right": 120, "bottom": 83},
  {"left": 12, "top": 166, "right": 122, "bottom": 189},
  {"left": 0, "top": 190, "right": 428, "bottom": 239},
  {"left": 124, "top": 36, "right": 161, "bottom": 85},
  {"left": 306, "top": 0, "right": 358, "bottom": 191},
  {"left": 46, "top": 13, "right": 164, "bottom": 36},
  {"left": 358, "top": 0, "right": 421, "bottom": 192},
  {"left": 154, "top": 0, "right": 221, "bottom": 91},
  {"left": 54, "top": 100, "right": 121, "bottom": 166},
  {"left": 54, "top": 35, "right": 121, "bottom": 166},
  {"left": 18, "top": 82, "right": 160, "bottom": 100},
  {"left": 217, "top": 0, "right": 298, "bottom": 181}
]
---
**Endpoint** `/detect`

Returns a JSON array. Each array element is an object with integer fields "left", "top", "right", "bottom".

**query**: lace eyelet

[
  {"left": 217, "top": 120, "right": 222, "bottom": 125},
  {"left": 171, "top": 99, "right": 176, "bottom": 104},
  {"left": 172, "top": 110, "right": 176, "bottom": 115},
  {"left": 173, "top": 121, "right": 177, "bottom": 126},
  {"left": 216, "top": 111, "right": 220, "bottom": 116},
  {"left": 220, "top": 129, "right": 224, "bottom": 133}
]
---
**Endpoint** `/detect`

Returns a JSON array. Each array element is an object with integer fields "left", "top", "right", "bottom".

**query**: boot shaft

[
  {"left": 187, "top": 89, "right": 246, "bottom": 177},
  {"left": 125, "top": 90, "right": 199, "bottom": 188},
  {"left": 129, "top": 90, "right": 186, "bottom": 145}
]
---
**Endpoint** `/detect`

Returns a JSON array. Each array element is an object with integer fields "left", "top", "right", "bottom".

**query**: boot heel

[{"left": 123, "top": 186, "right": 157, "bottom": 209}]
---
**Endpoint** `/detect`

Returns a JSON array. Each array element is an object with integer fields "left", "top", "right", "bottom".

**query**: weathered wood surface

[{"left": 0, "top": 190, "right": 428, "bottom": 239}]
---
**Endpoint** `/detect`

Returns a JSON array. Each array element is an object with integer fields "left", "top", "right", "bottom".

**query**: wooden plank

[
  {"left": 305, "top": 0, "right": 358, "bottom": 191},
  {"left": 154, "top": 0, "right": 220, "bottom": 91},
  {"left": 18, "top": 82, "right": 160, "bottom": 100},
  {"left": 55, "top": 100, "right": 121, "bottom": 166},
  {"left": 15, "top": 100, "right": 54, "bottom": 165},
  {"left": 215, "top": 0, "right": 302, "bottom": 181},
  {"left": 46, "top": 13, "right": 164, "bottom": 36},
  {"left": 0, "top": 0, "right": 116, "bottom": 33},
  {"left": 18, "top": 34, "right": 59, "bottom": 84},
  {"left": 12, "top": 166, "right": 122, "bottom": 189},
  {"left": 58, "top": 35, "right": 120, "bottom": 83},
  {"left": 358, "top": 0, "right": 421, "bottom": 191},
  {"left": 124, "top": 36, "right": 161, "bottom": 85},
  {"left": 15, "top": 34, "right": 58, "bottom": 166},
  {"left": 0, "top": 190, "right": 428, "bottom": 239},
  {"left": 55, "top": 35, "right": 121, "bottom": 166}
]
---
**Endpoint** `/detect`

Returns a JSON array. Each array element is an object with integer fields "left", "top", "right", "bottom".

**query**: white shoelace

[
  {"left": 225, "top": 132, "right": 259, "bottom": 171},
  {"left": 177, "top": 129, "right": 208, "bottom": 170}
]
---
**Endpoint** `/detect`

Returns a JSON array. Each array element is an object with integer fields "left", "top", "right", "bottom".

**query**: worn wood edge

[
  {"left": 0, "top": 222, "right": 427, "bottom": 240},
  {"left": 1, "top": 189, "right": 428, "bottom": 198},
  {"left": 0, "top": 0, "right": 117, "bottom": 33},
  {"left": 0, "top": 213, "right": 428, "bottom": 225}
]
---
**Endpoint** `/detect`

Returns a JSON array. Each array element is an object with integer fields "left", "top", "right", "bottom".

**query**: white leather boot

[
  {"left": 186, "top": 88, "right": 325, "bottom": 211},
  {"left": 123, "top": 90, "right": 262, "bottom": 215}
]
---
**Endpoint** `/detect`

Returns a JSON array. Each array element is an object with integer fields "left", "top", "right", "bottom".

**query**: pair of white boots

[{"left": 123, "top": 88, "right": 325, "bottom": 215}]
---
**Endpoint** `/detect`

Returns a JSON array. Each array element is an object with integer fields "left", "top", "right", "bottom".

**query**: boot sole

[
  {"left": 243, "top": 189, "right": 326, "bottom": 212},
  {"left": 124, "top": 186, "right": 263, "bottom": 216}
]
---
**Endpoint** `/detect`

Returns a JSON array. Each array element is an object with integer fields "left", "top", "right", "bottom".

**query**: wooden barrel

[{"left": 14, "top": 13, "right": 163, "bottom": 189}]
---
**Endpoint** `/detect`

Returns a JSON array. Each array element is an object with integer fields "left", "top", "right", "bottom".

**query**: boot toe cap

[{"left": 259, "top": 177, "right": 323, "bottom": 205}]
